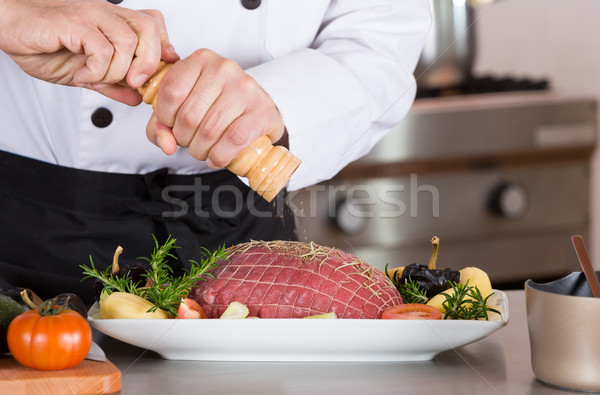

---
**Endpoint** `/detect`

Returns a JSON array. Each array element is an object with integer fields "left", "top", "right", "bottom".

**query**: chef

[{"left": 0, "top": 0, "right": 430, "bottom": 302}]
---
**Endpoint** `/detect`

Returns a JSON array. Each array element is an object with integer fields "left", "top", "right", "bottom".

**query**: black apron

[{"left": 0, "top": 150, "right": 297, "bottom": 303}]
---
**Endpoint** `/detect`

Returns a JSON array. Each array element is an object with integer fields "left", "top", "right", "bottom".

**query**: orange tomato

[
  {"left": 381, "top": 304, "right": 442, "bottom": 320},
  {"left": 7, "top": 300, "right": 92, "bottom": 370}
]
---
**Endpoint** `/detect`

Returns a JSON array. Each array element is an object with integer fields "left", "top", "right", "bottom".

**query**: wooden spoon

[{"left": 571, "top": 235, "right": 600, "bottom": 298}]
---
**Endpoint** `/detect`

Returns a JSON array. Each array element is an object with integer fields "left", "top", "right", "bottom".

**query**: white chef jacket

[{"left": 0, "top": 0, "right": 430, "bottom": 191}]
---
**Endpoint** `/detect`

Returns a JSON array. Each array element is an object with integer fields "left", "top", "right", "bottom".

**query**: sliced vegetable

[
  {"left": 177, "top": 298, "right": 207, "bottom": 319},
  {"left": 381, "top": 304, "right": 441, "bottom": 320},
  {"left": 100, "top": 292, "right": 169, "bottom": 319},
  {"left": 7, "top": 297, "right": 91, "bottom": 370},
  {"left": 220, "top": 302, "right": 249, "bottom": 319},
  {"left": 303, "top": 312, "right": 337, "bottom": 319}
]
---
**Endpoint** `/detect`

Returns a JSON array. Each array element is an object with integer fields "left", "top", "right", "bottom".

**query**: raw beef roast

[{"left": 191, "top": 241, "right": 402, "bottom": 318}]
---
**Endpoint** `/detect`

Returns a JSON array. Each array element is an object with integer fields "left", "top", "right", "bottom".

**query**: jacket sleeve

[{"left": 245, "top": 0, "right": 431, "bottom": 191}]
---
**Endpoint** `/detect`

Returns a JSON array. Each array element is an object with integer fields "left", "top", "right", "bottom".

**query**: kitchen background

[
  {"left": 292, "top": 0, "right": 600, "bottom": 287},
  {"left": 475, "top": 0, "right": 600, "bottom": 267}
]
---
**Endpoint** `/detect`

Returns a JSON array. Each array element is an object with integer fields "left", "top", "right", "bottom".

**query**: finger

[
  {"left": 205, "top": 112, "right": 265, "bottom": 169},
  {"left": 189, "top": 95, "right": 247, "bottom": 165},
  {"left": 146, "top": 113, "right": 178, "bottom": 155},
  {"left": 70, "top": 28, "right": 116, "bottom": 86},
  {"left": 100, "top": 28, "right": 138, "bottom": 85},
  {"left": 206, "top": 104, "right": 285, "bottom": 169},
  {"left": 72, "top": 13, "right": 141, "bottom": 86},
  {"left": 170, "top": 69, "right": 224, "bottom": 147},
  {"left": 153, "top": 57, "right": 205, "bottom": 131},
  {"left": 95, "top": 84, "right": 143, "bottom": 106},
  {"left": 116, "top": 8, "right": 162, "bottom": 88},
  {"left": 94, "top": 8, "right": 143, "bottom": 81},
  {"left": 140, "top": 9, "right": 180, "bottom": 64}
]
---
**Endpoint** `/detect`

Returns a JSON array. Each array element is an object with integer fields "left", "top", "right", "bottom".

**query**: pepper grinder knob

[{"left": 136, "top": 61, "right": 301, "bottom": 202}]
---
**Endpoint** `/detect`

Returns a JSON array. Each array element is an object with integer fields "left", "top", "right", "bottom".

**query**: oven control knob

[
  {"left": 487, "top": 182, "right": 529, "bottom": 219},
  {"left": 333, "top": 198, "right": 370, "bottom": 234}
]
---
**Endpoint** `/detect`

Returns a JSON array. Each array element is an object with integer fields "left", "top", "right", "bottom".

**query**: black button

[
  {"left": 91, "top": 107, "right": 113, "bottom": 128},
  {"left": 106, "top": 0, "right": 123, "bottom": 4},
  {"left": 241, "top": 0, "right": 261, "bottom": 10}
]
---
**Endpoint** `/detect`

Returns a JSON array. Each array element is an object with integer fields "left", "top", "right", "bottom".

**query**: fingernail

[
  {"left": 168, "top": 44, "right": 179, "bottom": 59},
  {"left": 156, "top": 136, "right": 163, "bottom": 150},
  {"left": 133, "top": 74, "right": 149, "bottom": 88}
]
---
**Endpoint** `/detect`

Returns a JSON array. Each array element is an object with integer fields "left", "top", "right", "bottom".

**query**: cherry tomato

[
  {"left": 381, "top": 304, "right": 442, "bottom": 320},
  {"left": 7, "top": 298, "right": 92, "bottom": 370}
]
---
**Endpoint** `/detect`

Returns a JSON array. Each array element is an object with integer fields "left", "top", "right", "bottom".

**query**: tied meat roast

[{"left": 191, "top": 241, "right": 402, "bottom": 318}]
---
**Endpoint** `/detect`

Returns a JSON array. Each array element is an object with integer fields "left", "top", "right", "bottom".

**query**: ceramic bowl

[{"left": 525, "top": 272, "right": 600, "bottom": 392}]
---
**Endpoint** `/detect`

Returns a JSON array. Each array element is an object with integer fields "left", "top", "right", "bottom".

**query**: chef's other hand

[
  {"left": 0, "top": 0, "right": 179, "bottom": 105},
  {"left": 146, "top": 49, "right": 285, "bottom": 168}
]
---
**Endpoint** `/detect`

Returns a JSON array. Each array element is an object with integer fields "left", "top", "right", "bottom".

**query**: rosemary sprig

[
  {"left": 137, "top": 234, "right": 179, "bottom": 291},
  {"left": 464, "top": 286, "right": 501, "bottom": 320},
  {"left": 399, "top": 276, "right": 429, "bottom": 304},
  {"left": 385, "top": 264, "right": 429, "bottom": 304},
  {"left": 441, "top": 280, "right": 501, "bottom": 320},
  {"left": 80, "top": 235, "right": 228, "bottom": 317},
  {"left": 138, "top": 238, "right": 227, "bottom": 316}
]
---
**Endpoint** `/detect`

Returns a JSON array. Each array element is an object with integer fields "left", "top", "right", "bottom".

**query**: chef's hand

[
  {"left": 146, "top": 49, "right": 285, "bottom": 168},
  {"left": 0, "top": 0, "right": 179, "bottom": 105}
]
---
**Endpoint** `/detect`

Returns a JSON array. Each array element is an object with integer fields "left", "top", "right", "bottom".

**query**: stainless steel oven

[{"left": 291, "top": 92, "right": 596, "bottom": 285}]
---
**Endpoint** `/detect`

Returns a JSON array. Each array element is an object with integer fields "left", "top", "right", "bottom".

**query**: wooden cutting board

[{"left": 0, "top": 355, "right": 121, "bottom": 394}]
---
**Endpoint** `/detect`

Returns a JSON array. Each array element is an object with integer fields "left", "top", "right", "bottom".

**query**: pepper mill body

[{"left": 137, "top": 62, "right": 301, "bottom": 202}]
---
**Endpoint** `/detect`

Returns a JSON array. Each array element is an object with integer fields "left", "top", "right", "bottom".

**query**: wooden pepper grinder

[{"left": 135, "top": 61, "right": 301, "bottom": 202}]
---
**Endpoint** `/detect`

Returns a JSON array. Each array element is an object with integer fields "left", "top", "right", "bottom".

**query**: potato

[
  {"left": 459, "top": 267, "right": 492, "bottom": 299},
  {"left": 427, "top": 267, "right": 493, "bottom": 314},
  {"left": 100, "top": 292, "right": 169, "bottom": 319}
]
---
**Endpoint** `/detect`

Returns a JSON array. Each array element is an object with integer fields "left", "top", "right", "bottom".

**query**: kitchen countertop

[{"left": 94, "top": 291, "right": 574, "bottom": 395}]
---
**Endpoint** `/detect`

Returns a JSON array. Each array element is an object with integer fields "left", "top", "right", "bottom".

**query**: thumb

[{"left": 146, "top": 113, "right": 178, "bottom": 155}]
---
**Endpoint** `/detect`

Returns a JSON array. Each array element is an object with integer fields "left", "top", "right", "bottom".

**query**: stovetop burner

[{"left": 416, "top": 75, "right": 550, "bottom": 99}]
